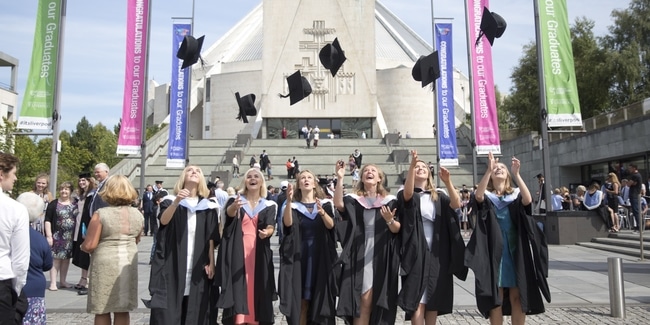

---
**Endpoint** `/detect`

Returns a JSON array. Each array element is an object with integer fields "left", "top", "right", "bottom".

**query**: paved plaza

[{"left": 45, "top": 235, "right": 650, "bottom": 324}]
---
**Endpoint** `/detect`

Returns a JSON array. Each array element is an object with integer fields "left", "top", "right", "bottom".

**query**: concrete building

[
  {"left": 150, "top": 0, "right": 471, "bottom": 140},
  {"left": 0, "top": 51, "right": 19, "bottom": 148}
]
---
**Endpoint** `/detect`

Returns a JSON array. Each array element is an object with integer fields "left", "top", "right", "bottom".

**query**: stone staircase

[{"left": 576, "top": 231, "right": 650, "bottom": 259}]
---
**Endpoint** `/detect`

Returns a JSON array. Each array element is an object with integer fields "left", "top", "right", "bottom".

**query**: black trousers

[{"left": 0, "top": 279, "right": 16, "bottom": 325}]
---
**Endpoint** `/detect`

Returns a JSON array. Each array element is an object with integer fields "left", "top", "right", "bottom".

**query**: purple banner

[
  {"left": 468, "top": 0, "right": 501, "bottom": 155},
  {"left": 166, "top": 23, "right": 192, "bottom": 168},
  {"left": 117, "top": 0, "right": 149, "bottom": 155},
  {"left": 435, "top": 23, "right": 458, "bottom": 166}
]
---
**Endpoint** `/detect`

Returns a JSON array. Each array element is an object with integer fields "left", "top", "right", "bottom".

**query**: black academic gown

[
  {"left": 396, "top": 189, "right": 468, "bottom": 318},
  {"left": 216, "top": 196, "right": 278, "bottom": 325},
  {"left": 148, "top": 197, "right": 220, "bottom": 325},
  {"left": 335, "top": 194, "right": 400, "bottom": 325},
  {"left": 72, "top": 191, "right": 94, "bottom": 270},
  {"left": 279, "top": 200, "right": 339, "bottom": 325},
  {"left": 464, "top": 194, "right": 551, "bottom": 318}
]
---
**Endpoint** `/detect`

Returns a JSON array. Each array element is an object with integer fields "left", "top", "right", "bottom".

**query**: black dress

[
  {"left": 147, "top": 197, "right": 220, "bottom": 325},
  {"left": 279, "top": 200, "right": 339, "bottom": 325},
  {"left": 335, "top": 194, "right": 399, "bottom": 325},
  {"left": 396, "top": 189, "right": 468, "bottom": 318},
  {"left": 72, "top": 191, "right": 94, "bottom": 270}
]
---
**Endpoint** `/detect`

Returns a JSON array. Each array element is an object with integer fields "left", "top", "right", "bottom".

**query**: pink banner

[
  {"left": 468, "top": 0, "right": 501, "bottom": 155},
  {"left": 117, "top": 0, "right": 149, "bottom": 155}
]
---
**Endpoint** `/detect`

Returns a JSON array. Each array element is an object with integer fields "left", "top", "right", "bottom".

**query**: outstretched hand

[
  {"left": 511, "top": 156, "right": 521, "bottom": 176},
  {"left": 410, "top": 150, "right": 418, "bottom": 167},
  {"left": 439, "top": 166, "right": 451, "bottom": 183},
  {"left": 486, "top": 151, "right": 498, "bottom": 174},
  {"left": 335, "top": 160, "right": 346, "bottom": 179}
]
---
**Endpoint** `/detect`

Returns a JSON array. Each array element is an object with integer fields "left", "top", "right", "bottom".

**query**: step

[
  {"left": 590, "top": 237, "right": 650, "bottom": 250},
  {"left": 608, "top": 232, "right": 650, "bottom": 242},
  {"left": 576, "top": 241, "right": 649, "bottom": 259}
]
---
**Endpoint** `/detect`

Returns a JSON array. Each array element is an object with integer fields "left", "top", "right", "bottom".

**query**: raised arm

[
  {"left": 475, "top": 152, "right": 497, "bottom": 203},
  {"left": 510, "top": 156, "right": 532, "bottom": 206},
  {"left": 283, "top": 184, "right": 294, "bottom": 227},
  {"left": 334, "top": 160, "right": 346, "bottom": 212},
  {"left": 403, "top": 150, "right": 418, "bottom": 203},
  {"left": 439, "top": 167, "right": 461, "bottom": 209}
]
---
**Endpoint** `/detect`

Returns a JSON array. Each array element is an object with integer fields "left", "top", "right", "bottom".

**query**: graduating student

[
  {"left": 465, "top": 152, "right": 550, "bottom": 324},
  {"left": 279, "top": 170, "right": 338, "bottom": 325},
  {"left": 217, "top": 168, "right": 277, "bottom": 325},
  {"left": 147, "top": 166, "right": 220, "bottom": 325},
  {"left": 397, "top": 150, "right": 468, "bottom": 324},
  {"left": 333, "top": 161, "right": 400, "bottom": 325}
]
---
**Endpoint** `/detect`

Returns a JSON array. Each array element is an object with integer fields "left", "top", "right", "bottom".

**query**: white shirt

[
  {"left": 184, "top": 197, "right": 198, "bottom": 296},
  {"left": 0, "top": 192, "right": 30, "bottom": 293}
]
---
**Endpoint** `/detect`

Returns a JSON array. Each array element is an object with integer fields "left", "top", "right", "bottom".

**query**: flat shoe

[
  {"left": 73, "top": 284, "right": 84, "bottom": 290},
  {"left": 48, "top": 288, "right": 58, "bottom": 291}
]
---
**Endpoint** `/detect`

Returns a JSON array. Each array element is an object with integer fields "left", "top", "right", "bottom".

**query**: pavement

[{"left": 45, "top": 233, "right": 650, "bottom": 324}]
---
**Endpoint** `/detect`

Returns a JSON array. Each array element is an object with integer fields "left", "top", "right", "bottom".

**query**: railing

[{"left": 111, "top": 124, "right": 170, "bottom": 180}]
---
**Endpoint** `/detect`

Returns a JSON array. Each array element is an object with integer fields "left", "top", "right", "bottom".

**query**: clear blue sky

[{"left": 0, "top": 0, "right": 624, "bottom": 132}]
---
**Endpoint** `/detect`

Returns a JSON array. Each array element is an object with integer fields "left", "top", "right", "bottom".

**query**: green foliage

[
  {"left": 603, "top": 0, "right": 650, "bottom": 108},
  {"left": 0, "top": 118, "right": 16, "bottom": 153}
]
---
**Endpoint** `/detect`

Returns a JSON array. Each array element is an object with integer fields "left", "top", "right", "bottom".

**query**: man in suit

[{"left": 140, "top": 185, "right": 156, "bottom": 236}]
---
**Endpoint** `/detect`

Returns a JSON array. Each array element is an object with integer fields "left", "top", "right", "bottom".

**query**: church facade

[{"left": 151, "top": 0, "right": 471, "bottom": 140}]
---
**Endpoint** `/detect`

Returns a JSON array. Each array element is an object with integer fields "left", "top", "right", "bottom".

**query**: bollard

[{"left": 607, "top": 257, "right": 626, "bottom": 318}]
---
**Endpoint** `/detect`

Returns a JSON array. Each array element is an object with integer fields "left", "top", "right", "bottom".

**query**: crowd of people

[{"left": 14, "top": 147, "right": 650, "bottom": 325}]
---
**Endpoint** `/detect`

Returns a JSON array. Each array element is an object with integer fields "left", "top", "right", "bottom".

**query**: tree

[
  {"left": 501, "top": 17, "right": 613, "bottom": 132},
  {"left": 0, "top": 118, "right": 16, "bottom": 153},
  {"left": 603, "top": 0, "right": 650, "bottom": 108}
]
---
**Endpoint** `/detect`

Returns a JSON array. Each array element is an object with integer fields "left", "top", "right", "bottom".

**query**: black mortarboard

[
  {"left": 78, "top": 172, "right": 91, "bottom": 179},
  {"left": 476, "top": 7, "right": 507, "bottom": 46},
  {"left": 235, "top": 92, "right": 257, "bottom": 123},
  {"left": 155, "top": 180, "right": 163, "bottom": 184},
  {"left": 207, "top": 181, "right": 216, "bottom": 189},
  {"left": 319, "top": 38, "right": 347, "bottom": 77},
  {"left": 279, "top": 71, "right": 312, "bottom": 105},
  {"left": 177, "top": 35, "right": 205, "bottom": 69},
  {"left": 535, "top": 174, "right": 544, "bottom": 179},
  {"left": 412, "top": 51, "right": 440, "bottom": 88}
]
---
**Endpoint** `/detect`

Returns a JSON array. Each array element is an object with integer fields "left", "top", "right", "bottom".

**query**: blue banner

[
  {"left": 166, "top": 23, "right": 192, "bottom": 168},
  {"left": 435, "top": 23, "right": 458, "bottom": 166}
]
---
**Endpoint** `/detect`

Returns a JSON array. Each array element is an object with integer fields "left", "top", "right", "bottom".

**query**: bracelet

[{"left": 386, "top": 218, "right": 396, "bottom": 226}]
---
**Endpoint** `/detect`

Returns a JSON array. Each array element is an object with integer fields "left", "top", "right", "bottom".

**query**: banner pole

[
  {"left": 463, "top": 0, "right": 478, "bottom": 185},
  {"left": 533, "top": 0, "right": 552, "bottom": 214},
  {"left": 185, "top": 0, "right": 196, "bottom": 167},
  {"left": 139, "top": 0, "right": 152, "bottom": 195},
  {"left": 49, "top": 0, "right": 66, "bottom": 196},
  {"left": 430, "top": 0, "right": 441, "bottom": 188}
]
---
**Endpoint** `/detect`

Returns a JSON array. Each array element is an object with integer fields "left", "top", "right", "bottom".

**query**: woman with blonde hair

[
  {"left": 44, "top": 181, "right": 78, "bottom": 291},
  {"left": 465, "top": 152, "right": 550, "bottom": 324},
  {"left": 397, "top": 150, "right": 467, "bottom": 324},
  {"left": 604, "top": 173, "right": 621, "bottom": 231},
  {"left": 81, "top": 175, "right": 144, "bottom": 325},
  {"left": 279, "top": 169, "right": 338, "bottom": 325},
  {"left": 147, "top": 166, "right": 220, "bottom": 325},
  {"left": 31, "top": 173, "right": 54, "bottom": 234},
  {"left": 217, "top": 168, "right": 277, "bottom": 325},
  {"left": 334, "top": 161, "right": 400, "bottom": 324}
]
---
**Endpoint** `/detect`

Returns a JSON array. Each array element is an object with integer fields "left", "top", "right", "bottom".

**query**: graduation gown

[
  {"left": 279, "top": 200, "right": 339, "bottom": 325},
  {"left": 216, "top": 196, "right": 278, "bottom": 325},
  {"left": 396, "top": 189, "right": 468, "bottom": 318},
  {"left": 335, "top": 194, "right": 400, "bottom": 325},
  {"left": 72, "top": 191, "right": 94, "bottom": 270},
  {"left": 464, "top": 193, "right": 550, "bottom": 318},
  {"left": 147, "top": 197, "right": 221, "bottom": 325}
]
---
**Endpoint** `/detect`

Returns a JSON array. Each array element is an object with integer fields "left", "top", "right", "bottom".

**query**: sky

[{"left": 0, "top": 0, "right": 627, "bottom": 132}]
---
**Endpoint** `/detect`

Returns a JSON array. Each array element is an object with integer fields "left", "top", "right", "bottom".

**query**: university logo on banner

[
  {"left": 467, "top": 0, "right": 501, "bottom": 155},
  {"left": 117, "top": 0, "right": 150, "bottom": 154},
  {"left": 17, "top": 0, "right": 62, "bottom": 130},
  {"left": 435, "top": 23, "right": 459, "bottom": 166},
  {"left": 538, "top": 0, "right": 582, "bottom": 127},
  {"left": 166, "top": 24, "right": 192, "bottom": 168}
]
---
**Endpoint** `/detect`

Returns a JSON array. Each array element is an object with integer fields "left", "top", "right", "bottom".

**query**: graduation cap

[
  {"left": 78, "top": 172, "right": 91, "bottom": 179},
  {"left": 535, "top": 173, "right": 544, "bottom": 179},
  {"left": 319, "top": 38, "right": 347, "bottom": 77},
  {"left": 235, "top": 92, "right": 257, "bottom": 123},
  {"left": 207, "top": 181, "right": 216, "bottom": 189},
  {"left": 279, "top": 70, "right": 312, "bottom": 105},
  {"left": 177, "top": 35, "right": 205, "bottom": 69},
  {"left": 475, "top": 7, "right": 507, "bottom": 46},
  {"left": 155, "top": 180, "right": 163, "bottom": 185},
  {"left": 412, "top": 51, "right": 440, "bottom": 88}
]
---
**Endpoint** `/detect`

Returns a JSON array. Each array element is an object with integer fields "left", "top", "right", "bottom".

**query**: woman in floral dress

[{"left": 44, "top": 181, "right": 78, "bottom": 290}]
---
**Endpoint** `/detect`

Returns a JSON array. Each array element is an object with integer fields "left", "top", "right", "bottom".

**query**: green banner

[
  {"left": 538, "top": 0, "right": 582, "bottom": 127},
  {"left": 17, "top": 0, "right": 62, "bottom": 130}
]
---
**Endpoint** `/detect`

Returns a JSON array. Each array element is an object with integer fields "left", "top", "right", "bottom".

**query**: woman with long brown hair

[
  {"left": 279, "top": 169, "right": 338, "bottom": 325},
  {"left": 334, "top": 161, "right": 399, "bottom": 325},
  {"left": 72, "top": 172, "right": 96, "bottom": 292},
  {"left": 397, "top": 150, "right": 467, "bottom": 324}
]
